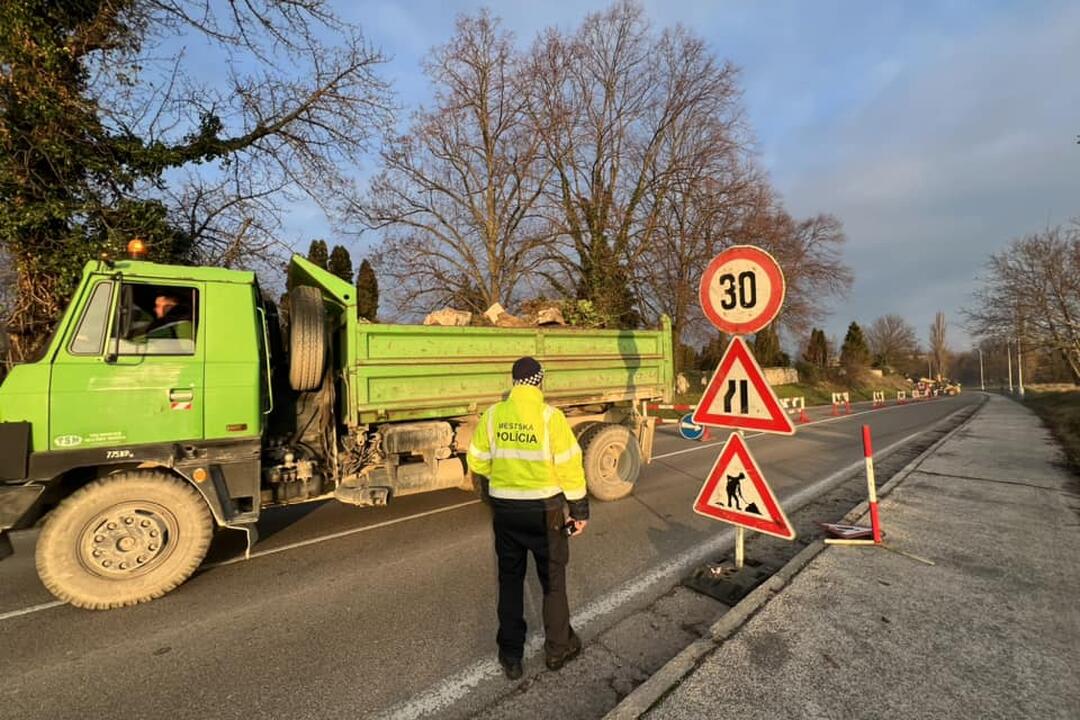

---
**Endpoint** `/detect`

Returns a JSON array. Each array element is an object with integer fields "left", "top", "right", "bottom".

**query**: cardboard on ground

[
  {"left": 692, "top": 432, "right": 795, "bottom": 540},
  {"left": 692, "top": 336, "right": 796, "bottom": 435}
]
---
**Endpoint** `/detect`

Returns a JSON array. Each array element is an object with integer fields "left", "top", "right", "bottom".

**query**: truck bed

[{"left": 346, "top": 320, "right": 674, "bottom": 425}]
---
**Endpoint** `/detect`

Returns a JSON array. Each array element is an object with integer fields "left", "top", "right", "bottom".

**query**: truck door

[{"left": 49, "top": 279, "right": 206, "bottom": 450}]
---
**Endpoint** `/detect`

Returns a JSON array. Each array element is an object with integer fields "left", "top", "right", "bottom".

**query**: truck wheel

[
  {"left": 581, "top": 424, "right": 642, "bottom": 501},
  {"left": 35, "top": 471, "right": 213, "bottom": 609},
  {"left": 288, "top": 285, "right": 326, "bottom": 391}
]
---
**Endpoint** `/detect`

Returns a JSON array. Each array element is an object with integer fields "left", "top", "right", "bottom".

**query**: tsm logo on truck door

[{"left": 54, "top": 435, "right": 83, "bottom": 448}]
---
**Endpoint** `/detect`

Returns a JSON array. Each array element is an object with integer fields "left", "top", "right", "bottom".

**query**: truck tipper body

[{"left": 0, "top": 253, "right": 673, "bottom": 608}]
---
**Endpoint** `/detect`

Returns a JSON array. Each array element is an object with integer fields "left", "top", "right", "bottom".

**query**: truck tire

[
  {"left": 288, "top": 285, "right": 326, "bottom": 392},
  {"left": 581, "top": 424, "right": 642, "bottom": 501},
  {"left": 35, "top": 471, "right": 213, "bottom": 609},
  {"left": 570, "top": 420, "right": 602, "bottom": 443}
]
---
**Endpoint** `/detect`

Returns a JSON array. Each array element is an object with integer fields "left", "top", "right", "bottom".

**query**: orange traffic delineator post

[{"left": 798, "top": 407, "right": 810, "bottom": 424}]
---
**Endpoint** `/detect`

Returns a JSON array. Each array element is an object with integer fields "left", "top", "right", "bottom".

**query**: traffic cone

[
  {"left": 798, "top": 408, "right": 810, "bottom": 424},
  {"left": 845, "top": 401, "right": 852, "bottom": 415}
]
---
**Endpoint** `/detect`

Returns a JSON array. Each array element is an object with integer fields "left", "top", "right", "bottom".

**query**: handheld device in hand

[{"left": 562, "top": 520, "right": 577, "bottom": 537}]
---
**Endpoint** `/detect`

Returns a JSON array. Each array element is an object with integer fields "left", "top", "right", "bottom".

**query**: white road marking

[
  {"left": 0, "top": 600, "right": 66, "bottom": 622},
  {"left": 0, "top": 396, "right": 957, "bottom": 624},
  {"left": 201, "top": 499, "right": 483, "bottom": 570},
  {"left": 375, "top": 424, "right": 939, "bottom": 720}
]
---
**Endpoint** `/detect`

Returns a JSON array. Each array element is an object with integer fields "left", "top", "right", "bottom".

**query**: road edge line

[{"left": 602, "top": 394, "right": 989, "bottom": 720}]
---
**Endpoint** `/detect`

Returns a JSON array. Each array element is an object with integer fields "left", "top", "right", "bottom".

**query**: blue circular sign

[{"left": 678, "top": 413, "right": 706, "bottom": 441}]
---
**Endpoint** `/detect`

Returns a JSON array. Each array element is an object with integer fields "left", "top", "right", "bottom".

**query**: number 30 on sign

[{"left": 699, "top": 245, "right": 786, "bottom": 334}]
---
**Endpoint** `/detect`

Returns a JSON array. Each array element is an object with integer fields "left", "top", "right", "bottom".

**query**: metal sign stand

[{"left": 733, "top": 429, "right": 746, "bottom": 569}]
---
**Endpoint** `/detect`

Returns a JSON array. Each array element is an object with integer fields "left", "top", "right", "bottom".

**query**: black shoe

[
  {"left": 545, "top": 633, "right": 582, "bottom": 671},
  {"left": 498, "top": 653, "right": 523, "bottom": 680}
]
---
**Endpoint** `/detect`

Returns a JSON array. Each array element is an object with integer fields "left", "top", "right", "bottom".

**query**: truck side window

[
  {"left": 110, "top": 284, "right": 198, "bottom": 356},
  {"left": 69, "top": 281, "right": 114, "bottom": 355}
]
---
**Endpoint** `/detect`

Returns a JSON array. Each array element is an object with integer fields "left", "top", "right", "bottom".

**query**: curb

[{"left": 602, "top": 394, "right": 989, "bottom": 720}]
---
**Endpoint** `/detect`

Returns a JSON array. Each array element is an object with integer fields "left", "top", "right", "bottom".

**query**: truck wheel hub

[
  {"left": 78, "top": 502, "right": 177, "bottom": 579},
  {"left": 600, "top": 445, "right": 622, "bottom": 476}
]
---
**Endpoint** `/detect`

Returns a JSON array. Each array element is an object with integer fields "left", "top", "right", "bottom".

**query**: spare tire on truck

[
  {"left": 580, "top": 423, "right": 642, "bottom": 501},
  {"left": 35, "top": 470, "right": 213, "bottom": 609},
  {"left": 288, "top": 285, "right": 326, "bottom": 391}
]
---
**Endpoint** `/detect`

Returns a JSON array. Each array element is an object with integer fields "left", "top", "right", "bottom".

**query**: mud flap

[
  {"left": 226, "top": 522, "right": 259, "bottom": 560},
  {"left": 638, "top": 416, "right": 657, "bottom": 464}
]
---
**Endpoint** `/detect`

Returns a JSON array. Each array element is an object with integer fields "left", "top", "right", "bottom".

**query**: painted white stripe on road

[
  {"left": 0, "top": 600, "right": 65, "bottom": 622},
  {"left": 201, "top": 499, "right": 484, "bottom": 570}
]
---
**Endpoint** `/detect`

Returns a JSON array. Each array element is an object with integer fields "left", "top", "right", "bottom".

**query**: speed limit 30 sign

[{"left": 699, "top": 245, "right": 785, "bottom": 334}]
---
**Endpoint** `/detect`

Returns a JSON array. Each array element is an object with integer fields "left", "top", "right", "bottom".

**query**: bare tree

[
  {"left": 357, "top": 11, "right": 549, "bottom": 314},
  {"left": 930, "top": 311, "right": 949, "bottom": 380},
  {"left": 731, "top": 182, "right": 853, "bottom": 338},
  {"left": 965, "top": 225, "right": 1080, "bottom": 382},
  {"left": 522, "top": 1, "right": 746, "bottom": 326},
  {"left": 867, "top": 314, "right": 919, "bottom": 369},
  {"left": 632, "top": 70, "right": 758, "bottom": 361}
]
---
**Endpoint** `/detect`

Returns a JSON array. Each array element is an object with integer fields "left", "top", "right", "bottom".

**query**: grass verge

[{"left": 1023, "top": 390, "right": 1080, "bottom": 475}]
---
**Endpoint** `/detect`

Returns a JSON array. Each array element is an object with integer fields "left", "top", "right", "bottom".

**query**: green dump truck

[{"left": 0, "top": 253, "right": 673, "bottom": 608}]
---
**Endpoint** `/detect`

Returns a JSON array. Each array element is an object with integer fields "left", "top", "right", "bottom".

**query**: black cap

[{"left": 512, "top": 356, "right": 544, "bottom": 386}]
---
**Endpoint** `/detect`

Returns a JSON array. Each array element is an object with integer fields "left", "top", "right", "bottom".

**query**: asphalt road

[{"left": 0, "top": 394, "right": 979, "bottom": 720}]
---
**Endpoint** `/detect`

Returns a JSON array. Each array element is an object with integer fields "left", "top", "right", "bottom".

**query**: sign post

[{"left": 694, "top": 245, "right": 795, "bottom": 571}]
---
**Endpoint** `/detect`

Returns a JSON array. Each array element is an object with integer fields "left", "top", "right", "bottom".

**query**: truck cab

[{"left": 0, "top": 254, "right": 271, "bottom": 602}]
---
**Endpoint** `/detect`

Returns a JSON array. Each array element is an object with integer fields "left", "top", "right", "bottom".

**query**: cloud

[{"left": 774, "top": 0, "right": 1080, "bottom": 346}]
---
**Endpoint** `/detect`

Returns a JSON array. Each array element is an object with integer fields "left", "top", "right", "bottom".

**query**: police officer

[{"left": 468, "top": 357, "right": 589, "bottom": 681}]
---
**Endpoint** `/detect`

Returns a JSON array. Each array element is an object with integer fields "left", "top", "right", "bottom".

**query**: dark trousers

[{"left": 491, "top": 497, "right": 573, "bottom": 661}]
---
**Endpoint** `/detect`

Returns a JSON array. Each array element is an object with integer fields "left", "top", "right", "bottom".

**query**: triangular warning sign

[
  {"left": 691, "top": 336, "right": 796, "bottom": 435},
  {"left": 692, "top": 432, "right": 795, "bottom": 540}
]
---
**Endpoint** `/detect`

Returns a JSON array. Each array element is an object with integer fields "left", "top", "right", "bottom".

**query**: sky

[{"left": 218, "top": 0, "right": 1080, "bottom": 349}]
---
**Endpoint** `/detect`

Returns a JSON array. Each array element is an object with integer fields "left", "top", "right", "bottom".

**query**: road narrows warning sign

[
  {"left": 692, "top": 336, "right": 796, "bottom": 435},
  {"left": 693, "top": 432, "right": 795, "bottom": 540}
]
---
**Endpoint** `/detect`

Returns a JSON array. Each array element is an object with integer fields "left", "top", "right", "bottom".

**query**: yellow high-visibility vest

[{"left": 467, "top": 385, "right": 586, "bottom": 501}]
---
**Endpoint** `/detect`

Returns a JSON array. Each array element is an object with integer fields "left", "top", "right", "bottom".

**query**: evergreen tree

[
  {"left": 840, "top": 322, "right": 871, "bottom": 369},
  {"left": 752, "top": 324, "right": 784, "bottom": 366},
  {"left": 306, "top": 240, "right": 329, "bottom": 269},
  {"left": 327, "top": 244, "right": 353, "bottom": 283},
  {"left": 699, "top": 331, "right": 731, "bottom": 371},
  {"left": 356, "top": 259, "right": 379, "bottom": 321},
  {"left": 803, "top": 328, "right": 829, "bottom": 368},
  {"left": 575, "top": 236, "right": 640, "bottom": 328}
]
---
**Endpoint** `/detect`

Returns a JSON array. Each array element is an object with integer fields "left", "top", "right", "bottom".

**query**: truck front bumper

[{"left": 0, "top": 484, "right": 44, "bottom": 561}]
